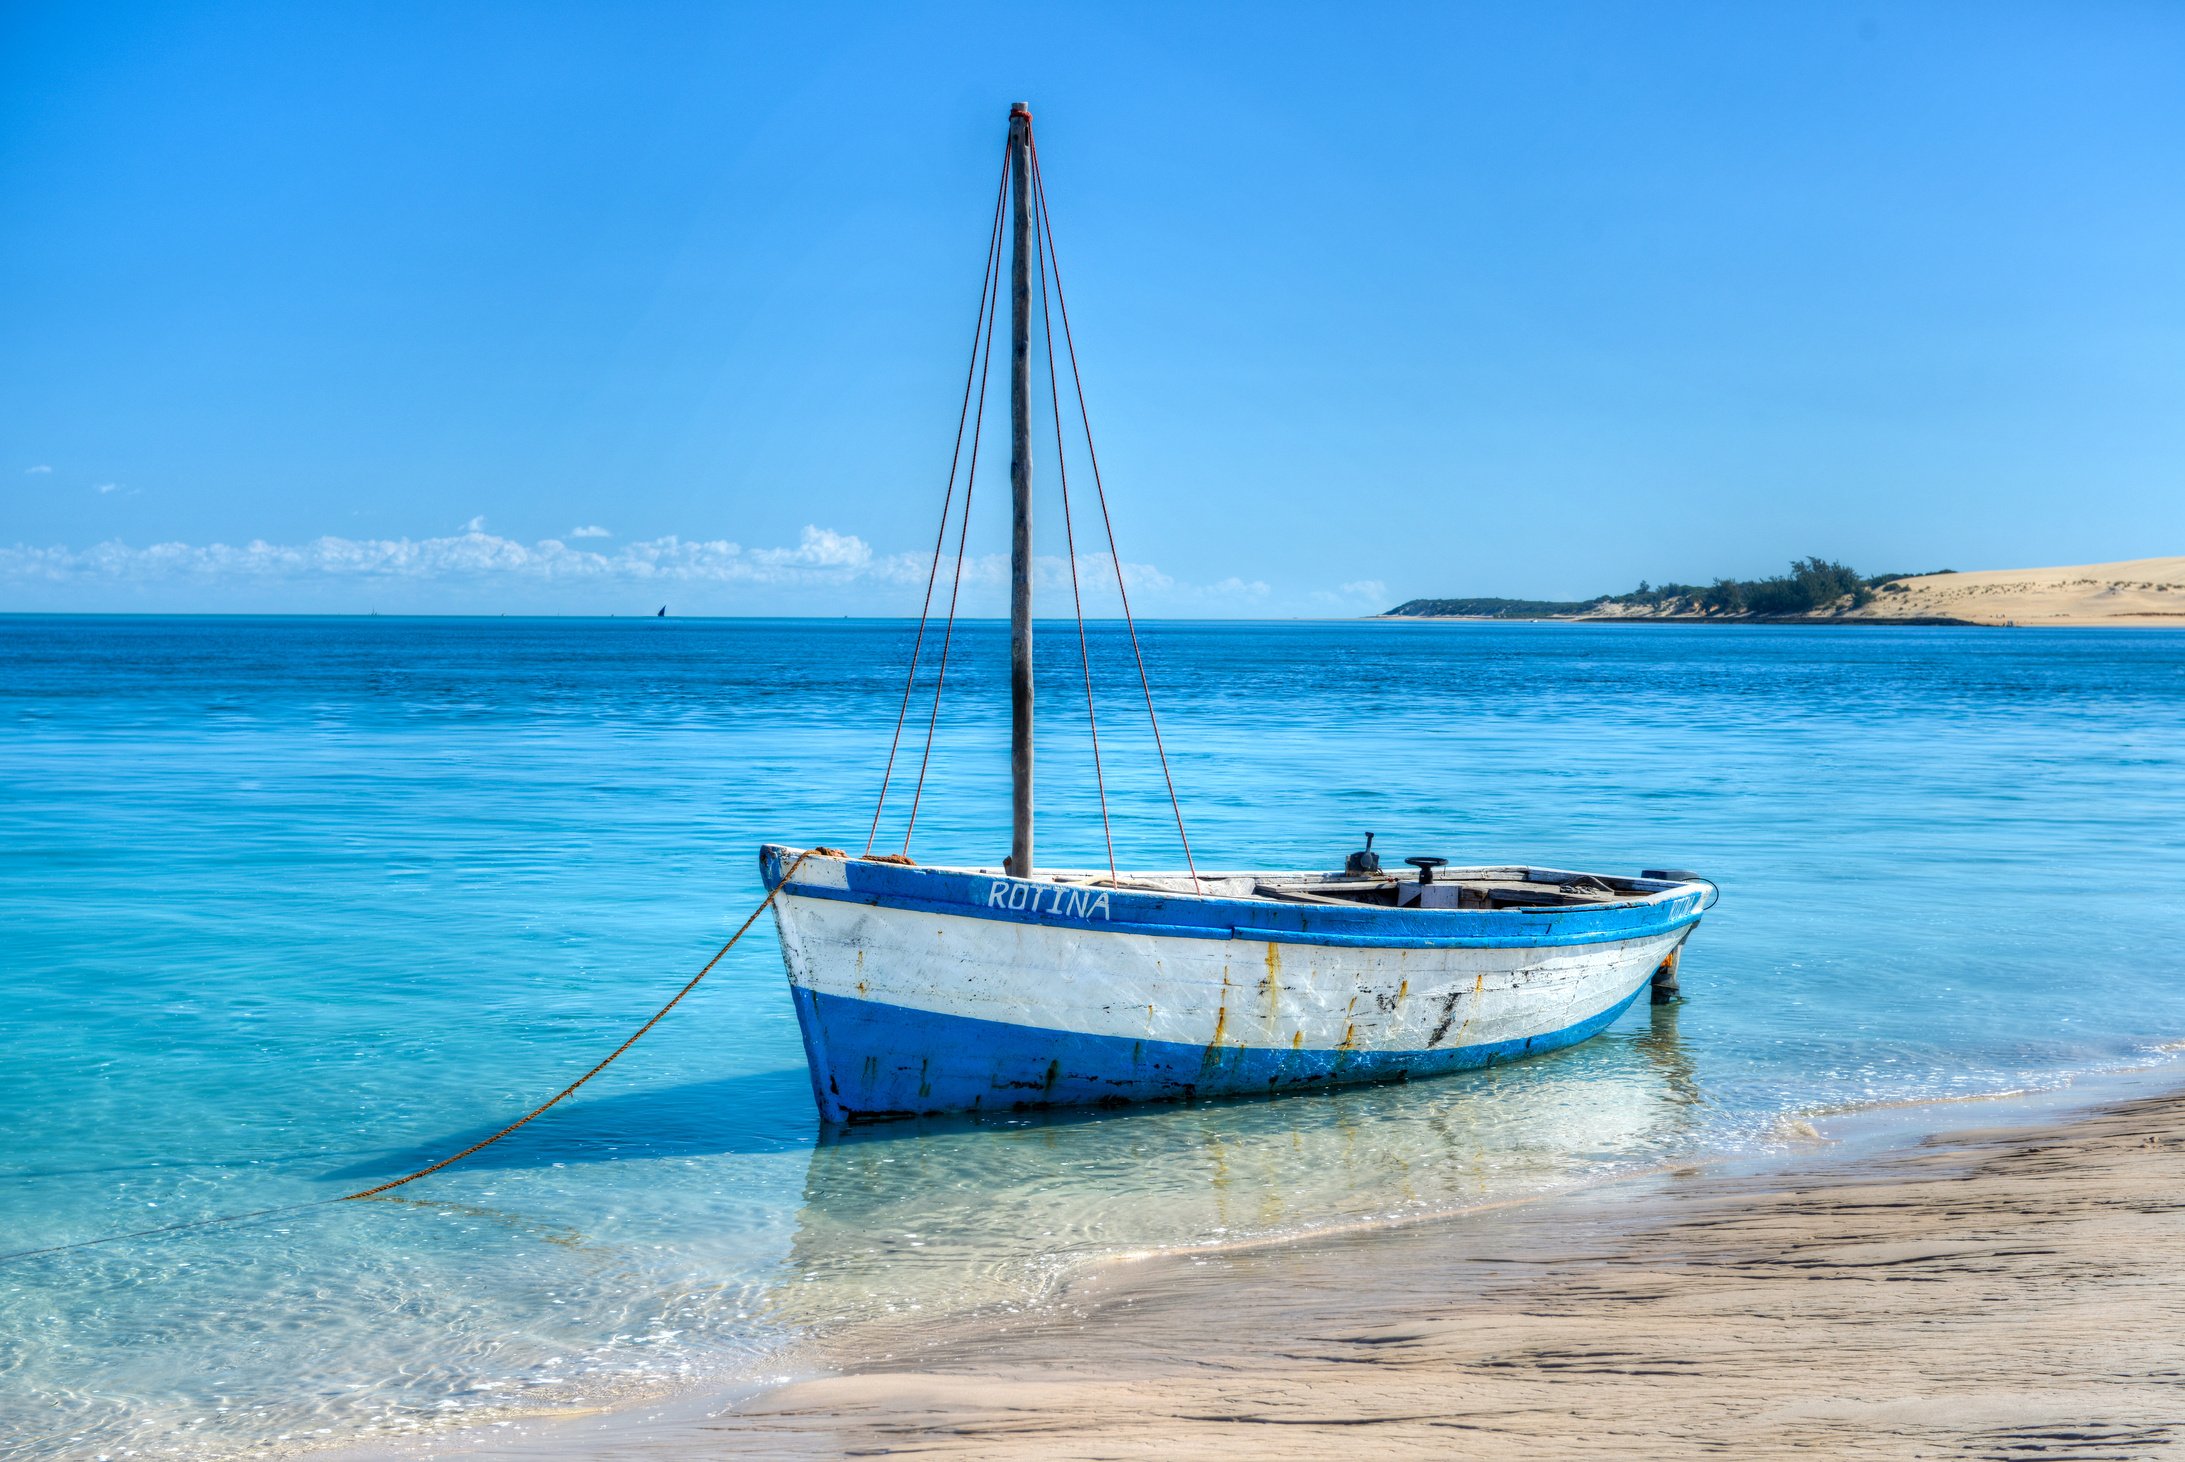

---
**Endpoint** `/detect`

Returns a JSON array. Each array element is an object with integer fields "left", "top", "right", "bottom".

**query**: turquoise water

[{"left": 4, "top": 615, "right": 2184, "bottom": 1456}]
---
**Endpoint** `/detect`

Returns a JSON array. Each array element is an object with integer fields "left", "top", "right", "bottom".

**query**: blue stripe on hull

[{"left": 789, "top": 982, "right": 1651, "bottom": 1124}]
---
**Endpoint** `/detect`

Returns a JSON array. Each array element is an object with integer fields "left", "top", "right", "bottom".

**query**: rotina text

[{"left": 988, "top": 881, "right": 1113, "bottom": 920}]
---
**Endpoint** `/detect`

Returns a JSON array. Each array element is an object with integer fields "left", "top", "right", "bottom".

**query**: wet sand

[{"left": 401, "top": 1080, "right": 2185, "bottom": 1460}]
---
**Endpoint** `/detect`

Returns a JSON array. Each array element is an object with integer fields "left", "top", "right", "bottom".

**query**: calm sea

[{"left": 4, "top": 615, "right": 2184, "bottom": 1456}]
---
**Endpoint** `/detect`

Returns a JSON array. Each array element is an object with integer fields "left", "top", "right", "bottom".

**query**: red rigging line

[
  {"left": 1032, "top": 167, "right": 1118, "bottom": 885},
  {"left": 867, "top": 140, "right": 1010, "bottom": 857},
  {"left": 1028, "top": 132, "right": 1200, "bottom": 891},
  {"left": 876, "top": 113, "right": 1200, "bottom": 890},
  {"left": 901, "top": 152, "right": 1009, "bottom": 854}
]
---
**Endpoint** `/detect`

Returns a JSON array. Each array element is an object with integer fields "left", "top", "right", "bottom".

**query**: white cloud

[
  {"left": 25, "top": 465, "right": 51, "bottom": 475},
  {"left": 0, "top": 522, "right": 1350, "bottom": 616},
  {"left": 1307, "top": 579, "right": 1391, "bottom": 612},
  {"left": 96, "top": 482, "right": 119, "bottom": 494},
  {"left": 750, "top": 524, "right": 873, "bottom": 572},
  {"left": 0, "top": 524, "right": 916, "bottom": 591},
  {"left": 569, "top": 525, "right": 611, "bottom": 539},
  {"left": 1206, "top": 576, "right": 1272, "bottom": 599}
]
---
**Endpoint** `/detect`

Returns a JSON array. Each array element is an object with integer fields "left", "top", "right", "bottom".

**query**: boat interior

[
  {"left": 1040, "top": 864, "right": 1700, "bottom": 911},
  {"left": 1251, "top": 867, "right": 1669, "bottom": 910}
]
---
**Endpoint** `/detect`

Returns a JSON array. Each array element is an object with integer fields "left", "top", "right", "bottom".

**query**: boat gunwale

[{"left": 760, "top": 844, "right": 1710, "bottom": 951}]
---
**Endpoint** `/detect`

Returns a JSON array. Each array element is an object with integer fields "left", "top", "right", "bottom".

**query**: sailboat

[{"left": 764, "top": 104, "right": 1714, "bottom": 1124}]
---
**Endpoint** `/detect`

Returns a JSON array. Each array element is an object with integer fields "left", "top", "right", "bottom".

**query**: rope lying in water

[
  {"left": 0, "top": 852, "right": 811, "bottom": 1265},
  {"left": 0, "top": 1199, "right": 343, "bottom": 1267}
]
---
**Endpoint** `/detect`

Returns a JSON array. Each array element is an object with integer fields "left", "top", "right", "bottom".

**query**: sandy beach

[
  {"left": 1847, "top": 556, "right": 2185, "bottom": 627},
  {"left": 383, "top": 1076, "right": 2185, "bottom": 1461}
]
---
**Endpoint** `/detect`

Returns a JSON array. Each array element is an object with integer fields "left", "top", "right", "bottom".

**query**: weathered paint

[{"left": 760, "top": 845, "right": 1707, "bottom": 1123}]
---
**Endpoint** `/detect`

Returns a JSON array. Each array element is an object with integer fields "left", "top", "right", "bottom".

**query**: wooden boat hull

[{"left": 762, "top": 845, "right": 1707, "bottom": 1123}]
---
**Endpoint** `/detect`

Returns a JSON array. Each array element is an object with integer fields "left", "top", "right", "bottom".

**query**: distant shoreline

[
  {"left": 1371, "top": 613, "right": 1985, "bottom": 627},
  {"left": 1380, "top": 555, "right": 2185, "bottom": 630}
]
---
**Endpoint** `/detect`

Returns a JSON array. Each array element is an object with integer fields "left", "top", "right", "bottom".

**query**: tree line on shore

[{"left": 1385, "top": 559, "right": 1954, "bottom": 619}]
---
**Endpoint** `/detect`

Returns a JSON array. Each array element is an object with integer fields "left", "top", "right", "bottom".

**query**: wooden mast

[{"left": 1007, "top": 102, "right": 1034, "bottom": 877}]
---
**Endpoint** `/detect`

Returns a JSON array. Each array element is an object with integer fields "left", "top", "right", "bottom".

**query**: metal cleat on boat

[{"left": 1345, "top": 832, "right": 1382, "bottom": 877}]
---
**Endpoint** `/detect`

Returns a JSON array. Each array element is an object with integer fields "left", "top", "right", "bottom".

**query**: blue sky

[{"left": 4, "top": 1, "right": 2181, "bottom": 615}]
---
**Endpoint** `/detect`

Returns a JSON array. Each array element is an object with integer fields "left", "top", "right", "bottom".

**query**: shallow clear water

[{"left": 3, "top": 615, "right": 2183, "bottom": 1456}]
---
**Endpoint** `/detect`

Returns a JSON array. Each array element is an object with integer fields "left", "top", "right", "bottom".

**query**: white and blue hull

[{"left": 762, "top": 845, "right": 1707, "bottom": 1123}]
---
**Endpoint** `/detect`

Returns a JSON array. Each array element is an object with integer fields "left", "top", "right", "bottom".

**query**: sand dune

[{"left": 1850, "top": 555, "right": 2185, "bottom": 626}]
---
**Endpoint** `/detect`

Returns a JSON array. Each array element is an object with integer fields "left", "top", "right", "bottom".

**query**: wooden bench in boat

[{"left": 1253, "top": 871, "right": 1631, "bottom": 911}]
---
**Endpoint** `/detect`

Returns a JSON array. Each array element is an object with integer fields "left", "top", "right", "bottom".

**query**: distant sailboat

[
  {"left": 764, "top": 104, "right": 1715, "bottom": 1123},
  {"left": 656, "top": 606, "right": 666, "bottom": 618}
]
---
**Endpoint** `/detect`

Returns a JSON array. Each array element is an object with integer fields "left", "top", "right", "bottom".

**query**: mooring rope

[
  {"left": 0, "top": 853, "right": 811, "bottom": 1266},
  {"left": 0, "top": 1199, "right": 346, "bottom": 1268},
  {"left": 341, "top": 850, "right": 811, "bottom": 1200}
]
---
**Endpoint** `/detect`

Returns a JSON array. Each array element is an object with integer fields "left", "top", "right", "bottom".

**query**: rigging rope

[
  {"left": 865, "top": 116, "right": 1201, "bottom": 888},
  {"left": 866, "top": 142, "right": 1012, "bottom": 857},
  {"left": 0, "top": 854, "right": 813, "bottom": 1265},
  {"left": 901, "top": 180, "right": 1007, "bottom": 854},
  {"left": 1029, "top": 135, "right": 1201, "bottom": 892},
  {"left": 1032, "top": 157, "right": 1118, "bottom": 886}
]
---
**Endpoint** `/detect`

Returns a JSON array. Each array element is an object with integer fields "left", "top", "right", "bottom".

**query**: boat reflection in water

[{"left": 759, "top": 1002, "right": 1700, "bottom": 1339}]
